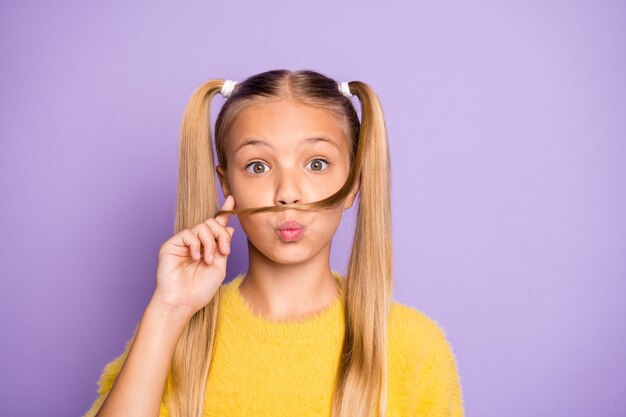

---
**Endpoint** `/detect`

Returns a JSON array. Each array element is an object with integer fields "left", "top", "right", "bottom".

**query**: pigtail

[
  {"left": 332, "top": 81, "right": 393, "bottom": 417},
  {"left": 167, "top": 79, "right": 226, "bottom": 417}
]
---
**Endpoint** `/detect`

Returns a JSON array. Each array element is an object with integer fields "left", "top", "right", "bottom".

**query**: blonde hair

[{"left": 168, "top": 69, "right": 393, "bottom": 417}]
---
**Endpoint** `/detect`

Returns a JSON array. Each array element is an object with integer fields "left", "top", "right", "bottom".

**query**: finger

[
  {"left": 226, "top": 226, "right": 235, "bottom": 237},
  {"left": 180, "top": 229, "right": 202, "bottom": 260},
  {"left": 204, "top": 218, "right": 232, "bottom": 256},
  {"left": 194, "top": 223, "right": 217, "bottom": 264},
  {"left": 214, "top": 195, "right": 236, "bottom": 228}
]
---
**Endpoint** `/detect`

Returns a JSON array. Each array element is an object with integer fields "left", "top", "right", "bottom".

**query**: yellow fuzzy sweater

[{"left": 84, "top": 271, "right": 464, "bottom": 416}]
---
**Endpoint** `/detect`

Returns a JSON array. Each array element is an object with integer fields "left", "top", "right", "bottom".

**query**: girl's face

[{"left": 216, "top": 98, "right": 359, "bottom": 265}]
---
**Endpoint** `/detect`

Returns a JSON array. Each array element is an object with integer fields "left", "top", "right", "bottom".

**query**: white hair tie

[
  {"left": 221, "top": 79, "right": 237, "bottom": 98},
  {"left": 338, "top": 81, "right": 353, "bottom": 98}
]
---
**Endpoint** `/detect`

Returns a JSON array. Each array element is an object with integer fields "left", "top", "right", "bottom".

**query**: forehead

[{"left": 225, "top": 99, "right": 349, "bottom": 156}]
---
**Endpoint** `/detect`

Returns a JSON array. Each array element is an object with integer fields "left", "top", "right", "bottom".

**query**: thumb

[
  {"left": 215, "top": 195, "right": 236, "bottom": 227},
  {"left": 226, "top": 226, "right": 235, "bottom": 237}
]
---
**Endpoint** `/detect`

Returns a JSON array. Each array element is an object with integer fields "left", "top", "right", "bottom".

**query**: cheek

[
  {"left": 229, "top": 181, "right": 269, "bottom": 207},
  {"left": 321, "top": 206, "right": 343, "bottom": 228},
  {"left": 316, "top": 207, "right": 344, "bottom": 233},
  {"left": 238, "top": 213, "right": 272, "bottom": 240}
]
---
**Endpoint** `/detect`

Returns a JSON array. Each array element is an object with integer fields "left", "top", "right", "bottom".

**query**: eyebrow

[{"left": 234, "top": 136, "right": 340, "bottom": 154}]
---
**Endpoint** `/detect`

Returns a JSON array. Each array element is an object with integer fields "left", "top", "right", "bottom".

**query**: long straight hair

[{"left": 167, "top": 69, "right": 393, "bottom": 417}]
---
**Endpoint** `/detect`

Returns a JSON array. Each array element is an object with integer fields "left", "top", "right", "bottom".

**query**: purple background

[{"left": 1, "top": 1, "right": 625, "bottom": 416}]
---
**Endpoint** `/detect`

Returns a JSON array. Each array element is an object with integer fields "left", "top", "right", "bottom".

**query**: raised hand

[{"left": 151, "top": 195, "right": 236, "bottom": 319}]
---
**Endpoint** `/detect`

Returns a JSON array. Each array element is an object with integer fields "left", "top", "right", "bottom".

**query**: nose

[{"left": 274, "top": 168, "right": 302, "bottom": 206}]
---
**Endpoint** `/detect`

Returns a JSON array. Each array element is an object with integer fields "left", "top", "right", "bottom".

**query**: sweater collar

[{"left": 218, "top": 271, "right": 346, "bottom": 344}]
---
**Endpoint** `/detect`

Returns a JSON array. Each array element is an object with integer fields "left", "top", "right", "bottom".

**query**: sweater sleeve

[
  {"left": 413, "top": 320, "right": 465, "bottom": 417},
  {"left": 81, "top": 326, "right": 171, "bottom": 417}
]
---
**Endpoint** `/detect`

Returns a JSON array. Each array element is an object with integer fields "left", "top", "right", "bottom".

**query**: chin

[{"left": 267, "top": 243, "right": 315, "bottom": 264}]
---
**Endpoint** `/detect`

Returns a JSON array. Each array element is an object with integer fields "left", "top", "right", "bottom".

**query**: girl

[{"left": 84, "top": 69, "right": 464, "bottom": 417}]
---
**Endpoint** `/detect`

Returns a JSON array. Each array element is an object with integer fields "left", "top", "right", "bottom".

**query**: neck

[{"left": 238, "top": 238, "right": 340, "bottom": 321}]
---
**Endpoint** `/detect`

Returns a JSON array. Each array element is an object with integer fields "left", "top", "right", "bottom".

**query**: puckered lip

[{"left": 278, "top": 220, "right": 304, "bottom": 230}]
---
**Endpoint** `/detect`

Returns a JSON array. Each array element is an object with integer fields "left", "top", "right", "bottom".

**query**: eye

[
  {"left": 307, "top": 158, "right": 330, "bottom": 172},
  {"left": 245, "top": 161, "right": 270, "bottom": 175}
]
